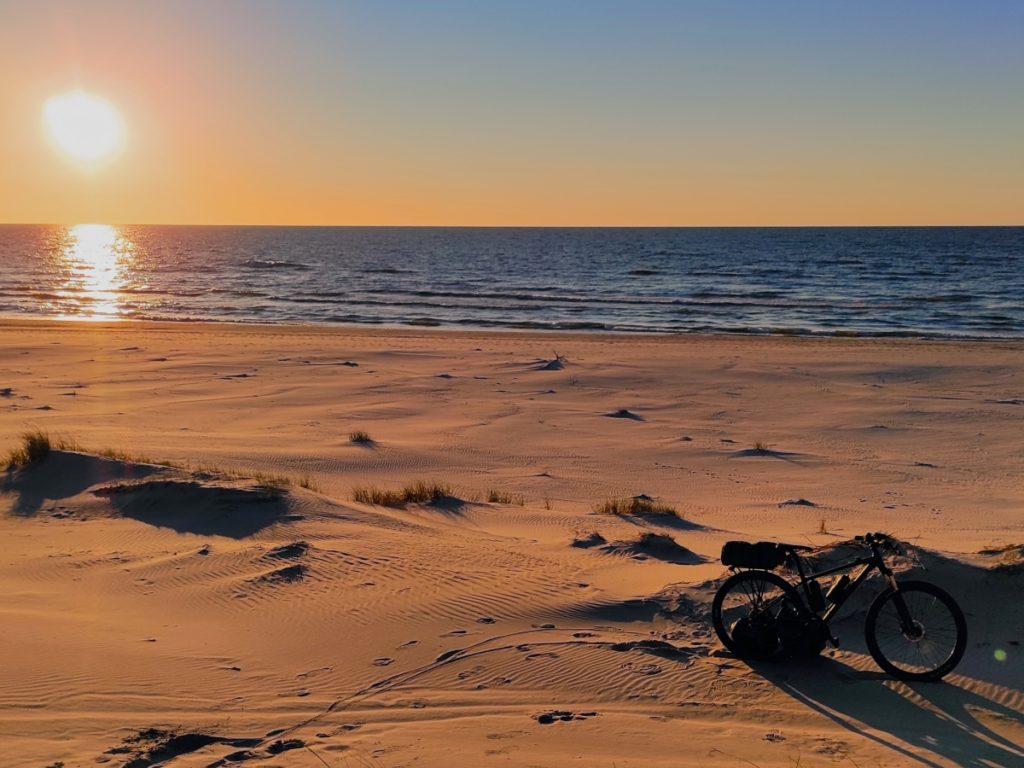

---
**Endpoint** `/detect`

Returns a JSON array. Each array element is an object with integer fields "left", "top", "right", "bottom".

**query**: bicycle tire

[
  {"left": 712, "top": 569, "right": 804, "bottom": 660},
  {"left": 864, "top": 580, "right": 967, "bottom": 681}
]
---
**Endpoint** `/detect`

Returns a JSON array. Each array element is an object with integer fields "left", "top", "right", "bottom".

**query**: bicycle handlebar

[{"left": 854, "top": 532, "right": 902, "bottom": 553}]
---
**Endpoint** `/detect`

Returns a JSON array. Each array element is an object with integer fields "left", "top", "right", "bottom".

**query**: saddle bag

[{"left": 721, "top": 541, "right": 787, "bottom": 570}]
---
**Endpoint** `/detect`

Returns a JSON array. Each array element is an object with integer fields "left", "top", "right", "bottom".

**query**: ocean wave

[
  {"left": 905, "top": 293, "right": 974, "bottom": 304},
  {"left": 240, "top": 259, "right": 310, "bottom": 270}
]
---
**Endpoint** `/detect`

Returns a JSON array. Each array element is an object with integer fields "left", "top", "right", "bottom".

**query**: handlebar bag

[{"left": 721, "top": 541, "right": 786, "bottom": 569}]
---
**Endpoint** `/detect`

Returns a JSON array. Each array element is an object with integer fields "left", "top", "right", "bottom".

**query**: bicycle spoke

[{"left": 872, "top": 586, "right": 960, "bottom": 675}]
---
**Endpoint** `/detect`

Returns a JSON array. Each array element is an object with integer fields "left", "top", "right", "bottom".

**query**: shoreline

[{"left": 3, "top": 315, "right": 1024, "bottom": 349}]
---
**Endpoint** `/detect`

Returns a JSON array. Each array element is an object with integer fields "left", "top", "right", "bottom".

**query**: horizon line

[{"left": 2, "top": 222, "right": 1023, "bottom": 229}]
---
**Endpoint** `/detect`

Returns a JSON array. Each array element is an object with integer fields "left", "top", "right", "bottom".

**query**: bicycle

[{"left": 711, "top": 532, "right": 967, "bottom": 681}]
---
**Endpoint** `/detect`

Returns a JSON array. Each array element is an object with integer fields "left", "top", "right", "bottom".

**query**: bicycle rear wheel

[
  {"left": 865, "top": 580, "right": 967, "bottom": 681},
  {"left": 712, "top": 570, "right": 802, "bottom": 660}
]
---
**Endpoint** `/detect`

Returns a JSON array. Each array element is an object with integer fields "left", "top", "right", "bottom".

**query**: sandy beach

[{"left": 1, "top": 319, "right": 1021, "bottom": 767}]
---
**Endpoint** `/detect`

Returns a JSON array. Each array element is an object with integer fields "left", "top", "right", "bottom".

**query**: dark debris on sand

[{"left": 536, "top": 710, "right": 598, "bottom": 725}]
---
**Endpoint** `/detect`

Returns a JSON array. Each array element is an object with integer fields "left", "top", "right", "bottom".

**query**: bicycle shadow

[{"left": 749, "top": 654, "right": 1024, "bottom": 767}]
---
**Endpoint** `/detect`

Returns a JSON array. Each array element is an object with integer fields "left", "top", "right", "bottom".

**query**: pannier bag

[{"left": 721, "top": 541, "right": 787, "bottom": 570}]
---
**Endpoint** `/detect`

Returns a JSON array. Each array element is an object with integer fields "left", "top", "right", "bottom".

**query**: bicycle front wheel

[{"left": 865, "top": 580, "right": 967, "bottom": 681}]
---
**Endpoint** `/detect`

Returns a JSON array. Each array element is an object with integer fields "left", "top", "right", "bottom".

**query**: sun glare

[
  {"left": 60, "top": 224, "right": 131, "bottom": 320},
  {"left": 43, "top": 90, "right": 125, "bottom": 163}
]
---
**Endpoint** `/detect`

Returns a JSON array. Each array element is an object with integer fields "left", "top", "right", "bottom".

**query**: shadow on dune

[
  {"left": 1, "top": 451, "right": 162, "bottom": 516},
  {"left": 728, "top": 447, "right": 809, "bottom": 464},
  {"left": 1, "top": 452, "right": 295, "bottom": 538},
  {"left": 750, "top": 655, "right": 1023, "bottom": 768},
  {"left": 97, "top": 479, "right": 294, "bottom": 538},
  {"left": 556, "top": 597, "right": 663, "bottom": 624},
  {"left": 796, "top": 542, "right": 1024, "bottom": 691},
  {"left": 616, "top": 514, "right": 706, "bottom": 533},
  {"left": 427, "top": 496, "right": 469, "bottom": 516},
  {"left": 601, "top": 533, "right": 708, "bottom": 565}
]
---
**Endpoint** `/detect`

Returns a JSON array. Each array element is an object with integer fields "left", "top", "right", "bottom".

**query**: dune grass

[
  {"left": 4, "top": 430, "right": 321, "bottom": 495},
  {"left": 4, "top": 430, "right": 91, "bottom": 468},
  {"left": 96, "top": 446, "right": 185, "bottom": 468},
  {"left": 753, "top": 440, "right": 771, "bottom": 452},
  {"left": 298, "top": 474, "right": 321, "bottom": 492},
  {"left": 249, "top": 471, "right": 294, "bottom": 490},
  {"left": 595, "top": 496, "right": 679, "bottom": 518},
  {"left": 352, "top": 480, "right": 454, "bottom": 508},
  {"left": 485, "top": 488, "right": 525, "bottom": 505},
  {"left": 349, "top": 430, "right": 374, "bottom": 445},
  {"left": 5, "top": 430, "right": 54, "bottom": 469}
]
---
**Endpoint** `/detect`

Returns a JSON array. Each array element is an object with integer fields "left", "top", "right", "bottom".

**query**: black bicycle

[{"left": 711, "top": 532, "right": 967, "bottom": 681}]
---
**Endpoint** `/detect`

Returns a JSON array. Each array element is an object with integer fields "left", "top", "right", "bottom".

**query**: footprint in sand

[
  {"left": 457, "top": 665, "right": 485, "bottom": 680},
  {"left": 297, "top": 666, "right": 332, "bottom": 679},
  {"left": 373, "top": 657, "right": 394, "bottom": 667},
  {"left": 477, "top": 616, "right": 496, "bottom": 624},
  {"left": 622, "top": 661, "right": 662, "bottom": 676},
  {"left": 443, "top": 629, "right": 468, "bottom": 637},
  {"left": 525, "top": 652, "right": 559, "bottom": 660},
  {"left": 476, "top": 675, "right": 514, "bottom": 690},
  {"left": 399, "top": 640, "right": 419, "bottom": 648}
]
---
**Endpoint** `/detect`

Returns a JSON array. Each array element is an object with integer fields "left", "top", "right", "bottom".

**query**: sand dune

[{"left": 1, "top": 321, "right": 1021, "bottom": 766}]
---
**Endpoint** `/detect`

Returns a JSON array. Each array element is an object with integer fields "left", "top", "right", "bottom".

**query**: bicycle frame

[{"left": 785, "top": 546, "right": 898, "bottom": 624}]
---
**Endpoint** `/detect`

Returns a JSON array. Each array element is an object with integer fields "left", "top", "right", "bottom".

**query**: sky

[{"left": 1, "top": 0, "right": 1022, "bottom": 226}]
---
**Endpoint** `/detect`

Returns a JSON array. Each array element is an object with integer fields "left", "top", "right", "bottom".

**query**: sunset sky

[{"left": 2, "top": 1, "right": 1022, "bottom": 226}]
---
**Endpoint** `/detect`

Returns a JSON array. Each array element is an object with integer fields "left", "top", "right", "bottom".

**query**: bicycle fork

[{"left": 882, "top": 572, "right": 924, "bottom": 640}]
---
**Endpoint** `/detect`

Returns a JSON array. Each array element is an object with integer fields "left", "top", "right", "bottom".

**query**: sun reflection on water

[{"left": 61, "top": 224, "right": 133, "bottom": 319}]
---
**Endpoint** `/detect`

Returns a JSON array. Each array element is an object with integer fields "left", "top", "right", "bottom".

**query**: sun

[{"left": 43, "top": 90, "right": 125, "bottom": 163}]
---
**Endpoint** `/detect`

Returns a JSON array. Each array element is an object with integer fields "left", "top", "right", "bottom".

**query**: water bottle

[{"left": 826, "top": 574, "right": 851, "bottom": 604}]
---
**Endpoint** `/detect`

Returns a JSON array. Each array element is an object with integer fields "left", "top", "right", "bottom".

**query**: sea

[{"left": 1, "top": 225, "right": 1022, "bottom": 339}]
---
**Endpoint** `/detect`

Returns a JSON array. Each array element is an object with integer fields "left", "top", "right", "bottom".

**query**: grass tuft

[
  {"left": 595, "top": 497, "right": 679, "bottom": 518},
  {"left": 486, "top": 488, "right": 525, "bottom": 505},
  {"left": 6, "top": 430, "right": 54, "bottom": 469},
  {"left": 97, "top": 447, "right": 160, "bottom": 465},
  {"left": 753, "top": 440, "right": 771, "bottom": 452},
  {"left": 250, "top": 471, "right": 292, "bottom": 490},
  {"left": 349, "top": 430, "right": 374, "bottom": 445},
  {"left": 353, "top": 480, "right": 454, "bottom": 508},
  {"left": 298, "top": 474, "right": 321, "bottom": 492}
]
